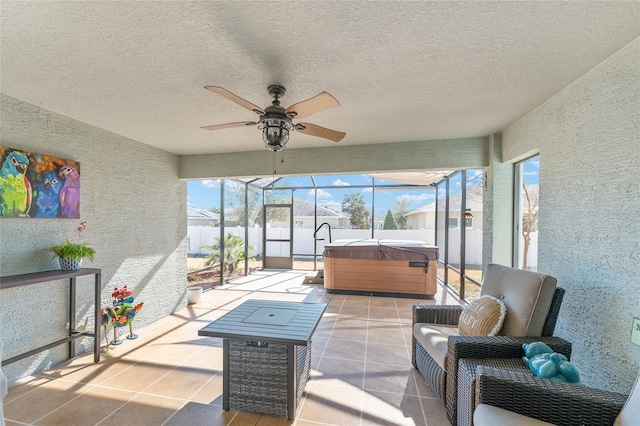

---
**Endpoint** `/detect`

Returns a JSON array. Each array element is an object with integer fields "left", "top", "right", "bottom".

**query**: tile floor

[{"left": 3, "top": 270, "right": 462, "bottom": 426}]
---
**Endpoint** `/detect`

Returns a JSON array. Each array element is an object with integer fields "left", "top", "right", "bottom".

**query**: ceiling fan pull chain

[{"left": 273, "top": 151, "right": 277, "bottom": 176}]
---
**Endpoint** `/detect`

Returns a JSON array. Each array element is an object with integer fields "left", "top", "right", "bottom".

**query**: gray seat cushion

[
  {"left": 413, "top": 323, "right": 459, "bottom": 370},
  {"left": 474, "top": 404, "right": 555, "bottom": 426}
]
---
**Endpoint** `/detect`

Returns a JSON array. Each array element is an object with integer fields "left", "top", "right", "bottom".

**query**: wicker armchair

[
  {"left": 411, "top": 264, "right": 568, "bottom": 425},
  {"left": 474, "top": 365, "right": 635, "bottom": 426}
]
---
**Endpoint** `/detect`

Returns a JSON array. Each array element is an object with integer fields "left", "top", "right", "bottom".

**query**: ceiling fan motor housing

[{"left": 267, "top": 84, "right": 286, "bottom": 100}]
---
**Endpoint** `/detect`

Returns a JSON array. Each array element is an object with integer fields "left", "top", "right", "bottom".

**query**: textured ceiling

[{"left": 2, "top": 1, "right": 639, "bottom": 155}]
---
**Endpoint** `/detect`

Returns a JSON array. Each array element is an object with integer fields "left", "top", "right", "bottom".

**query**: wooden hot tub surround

[{"left": 323, "top": 239, "right": 438, "bottom": 298}]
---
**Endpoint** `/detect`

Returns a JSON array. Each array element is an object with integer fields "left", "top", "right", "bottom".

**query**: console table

[{"left": 0, "top": 268, "right": 102, "bottom": 366}]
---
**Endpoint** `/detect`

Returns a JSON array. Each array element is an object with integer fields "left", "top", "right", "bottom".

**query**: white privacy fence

[{"left": 185, "top": 226, "right": 532, "bottom": 267}]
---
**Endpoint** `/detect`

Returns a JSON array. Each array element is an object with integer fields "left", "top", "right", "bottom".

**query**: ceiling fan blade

[
  {"left": 286, "top": 92, "right": 340, "bottom": 119},
  {"left": 295, "top": 122, "right": 346, "bottom": 142},
  {"left": 201, "top": 121, "right": 258, "bottom": 131},
  {"left": 204, "top": 86, "right": 265, "bottom": 115}
]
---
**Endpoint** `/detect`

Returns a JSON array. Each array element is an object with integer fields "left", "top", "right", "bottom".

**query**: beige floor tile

[
  {"left": 367, "top": 322, "right": 407, "bottom": 346},
  {"left": 366, "top": 342, "right": 411, "bottom": 366},
  {"left": 364, "top": 362, "right": 423, "bottom": 396},
  {"left": 110, "top": 341, "right": 166, "bottom": 360},
  {"left": 394, "top": 298, "right": 426, "bottom": 309},
  {"left": 38, "top": 356, "right": 136, "bottom": 385},
  {"left": 4, "top": 379, "right": 95, "bottom": 424},
  {"left": 163, "top": 402, "right": 242, "bottom": 426},
  {"left": 323, "top": 338, "right": 367, "bottom": 361},
  {"left": 312, "top": 358, "right": 365, "bottom": 388},
  {"left": 345, "top": 295, "right": 370, "bottom": 305},
  {"left": 101, "top": 392, "right": 185, "bottom": 425},
  {"left": 4, "top": 376, "right": 55, "bottom": 403},
  {"left": 144, "top": 365, "right": 216, "bottom": 399},
  {"left": 297, "top": 382, "right": 363, "bottom": 425},
  {"left": 361, "top": 389, "right": 428, "bottom": 426},
  {"left": 410, "top": 369, "right": 439, "bottom": 399},
  {"left": 100, "top": 360, "right": 175, "bottom": 392},
  {"left": 369, "top": 297, "right": 396, "bottom": 308},
  {"left": 338, "top": 304, "right": 369, "bottom": 318},
  {"left": 312, "top": 325, "right": 335, "bottom": 340},
  {"left": 331, "top": 319, "right": 368, "bottom": 341},
  {"left": 190, "top": 373, "right": 224, "bottom": 405},
  {"left": 34, "top": 386, "right": 135, "bottom": 426},
  {"left": 255, "top": 413, "right": 294, "bottom": 425},
  {"left": 311, "top": 337, "right": 328, "bottom": 354},
  {"left": 184, "top": 342, "right": 223, "bottom": 365},
  {"left": 141, "top": 341, "right": 204, "bottom": 364},
  {"left": 420, "top": 396, "right": 450, "bottom": 425},
  {"left": 369, "top": 305, "right": 400, "bottom": 317}
]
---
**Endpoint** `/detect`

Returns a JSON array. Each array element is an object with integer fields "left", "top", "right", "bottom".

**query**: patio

[{"left": 2, "top": 270, "right": 461, "bottom": 426}]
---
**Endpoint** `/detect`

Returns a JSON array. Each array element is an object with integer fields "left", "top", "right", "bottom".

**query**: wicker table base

[
  {"left": 226, "top": 340, "right": 311, "bottom": 418},
  {"left": 457, "top": 358, "right": 529, "bottom": 426}
]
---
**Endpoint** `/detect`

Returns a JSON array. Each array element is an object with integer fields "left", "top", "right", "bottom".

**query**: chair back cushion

[
  {"left": 614, "top": 372, "right": 640, "bottom": 426},
  {"left": 479, "top": 264, "right": 557, "bottom": 336}
]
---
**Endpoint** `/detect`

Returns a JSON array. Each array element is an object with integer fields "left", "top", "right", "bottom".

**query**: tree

[
  {"left": 342, "top": 193, "right": 370, "bottom": 229},
  {"left": 521, "top": 184, "right": 539, "bottom": 270},
  {"left": 392, "top": 196, "right": 412, "bottom": 230},
  {"left": 224, "top": 181, "right": 263, "bottom": 226},
  {"left": 383, "top": 209, "right": 398, "bottom": 230},
  {"left": 200, "top": 232, "right": 255, "bottom": 273}
]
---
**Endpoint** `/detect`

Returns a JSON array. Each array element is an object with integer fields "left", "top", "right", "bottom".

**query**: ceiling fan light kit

[{"left": 202, "top": 84, "right": 345, "bottom": 152}]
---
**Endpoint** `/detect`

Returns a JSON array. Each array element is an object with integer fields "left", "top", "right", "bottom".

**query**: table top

[
  {"left": 0, "top": 268, "right": 102, "bottom": 289},
  {"left": 198, "top": 299, "right": 327, "bottom": 346}
]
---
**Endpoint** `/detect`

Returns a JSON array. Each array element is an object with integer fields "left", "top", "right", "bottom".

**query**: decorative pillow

[{"left": 458, "top": 295, "right": 506, "bottom": 336}]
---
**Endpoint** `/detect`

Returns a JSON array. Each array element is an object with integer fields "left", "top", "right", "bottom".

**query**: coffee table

[{"left": 198, "top": 299, "right": 326, "bottom": 419}]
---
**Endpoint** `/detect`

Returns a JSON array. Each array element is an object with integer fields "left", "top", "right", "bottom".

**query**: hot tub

[{"left": 323, "top": 239, "right": 438, "bottom": 297}]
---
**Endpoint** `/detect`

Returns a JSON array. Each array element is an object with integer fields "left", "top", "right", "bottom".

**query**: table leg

[
  {"left": 223, "top": 339, "right": 229, "bottom": 411},
  {"left": 287, "top": 344, "right": 296, "bottom": 420},
  {"left": 94, "top": 272, "right": 101, "bottom": 363},
  {"left": 69, "top": 277, "right": 76, "bottom": 359}
]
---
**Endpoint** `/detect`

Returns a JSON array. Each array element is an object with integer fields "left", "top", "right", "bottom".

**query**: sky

[
  {"left": 187, "top": 174, "right": 439, "bottom": 218},
  {"left": 186, "top": 167, "right": 518, "bottom": 219}
]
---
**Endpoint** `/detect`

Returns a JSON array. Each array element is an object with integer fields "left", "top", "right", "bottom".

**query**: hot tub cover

[{"left": 323, "top": 239, "right": 438, "bottom": 262}]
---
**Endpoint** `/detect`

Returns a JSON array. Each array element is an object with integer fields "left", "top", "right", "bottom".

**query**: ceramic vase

[{"left": 59, "top": 257, "right": 83, "bottom": 271}]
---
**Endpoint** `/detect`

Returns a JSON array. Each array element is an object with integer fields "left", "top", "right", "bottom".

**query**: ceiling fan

[{"left": 202, "top": 85, "right": 346, "bottom": 152}]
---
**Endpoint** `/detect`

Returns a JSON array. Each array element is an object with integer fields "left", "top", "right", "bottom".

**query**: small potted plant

[{"left": 49, "top": 222, "right": 96, "bottom": 270}]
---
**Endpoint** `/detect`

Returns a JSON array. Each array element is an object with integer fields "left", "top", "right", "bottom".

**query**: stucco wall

[
  {"left": 0, "top": 95, "right": 188, "bottom": 383},
  {"left": 482, "top": 134, "right": 513, "bottom": 268},
  {"left": 502, "top": 38, "right": 640, "bottom": 392}
]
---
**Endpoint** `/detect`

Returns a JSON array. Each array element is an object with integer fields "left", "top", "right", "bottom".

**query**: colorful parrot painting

[
  {"left": 59, "top": 165, "right": 80, "bottom": 218},
  {"left": 0, "top": 150, "right": 32, "bottom": 217},
  {"left": 34, "top": 171, "right": 64, "bottom": 217}
]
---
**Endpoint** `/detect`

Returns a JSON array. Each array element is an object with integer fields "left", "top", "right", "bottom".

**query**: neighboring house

[
  {"left": 406, "top": 185, "right": 484, "bottom": 231},
  {"left": 270, "top": 197, "right": 349, "bottom": 229},
  {"left": 187, "top": 206, "right": 219, "bottom": 227},
  {"left": 294, "top": 197, "right": 349, "bottom": 229}
]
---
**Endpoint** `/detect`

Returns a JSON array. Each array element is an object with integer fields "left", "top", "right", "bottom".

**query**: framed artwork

[{"left": 0, "top": 146, "right": 81, "bottom": 218}]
